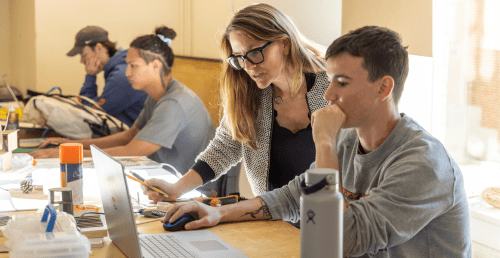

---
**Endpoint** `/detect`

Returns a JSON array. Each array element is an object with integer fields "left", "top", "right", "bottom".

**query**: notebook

[{"left": 90, "top": 145, "right": 248, "bottom": 258}]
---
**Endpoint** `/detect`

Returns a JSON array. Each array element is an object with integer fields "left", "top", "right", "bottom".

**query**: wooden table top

[{"left": 0, "top": 211, "right": 300, "bottom": 258}]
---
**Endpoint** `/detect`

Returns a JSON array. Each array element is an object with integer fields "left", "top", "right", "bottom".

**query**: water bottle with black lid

[{"left": 300, "top": 168, "right": 343, "bottom": 258}]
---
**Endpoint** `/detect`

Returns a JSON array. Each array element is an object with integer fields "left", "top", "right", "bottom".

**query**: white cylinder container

[{"left": 300, "top": 168, "right": 343, "bottom": 258}]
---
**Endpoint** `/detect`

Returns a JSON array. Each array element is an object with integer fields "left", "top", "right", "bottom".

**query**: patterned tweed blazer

[{"left": 196, "top": 72, "right": 330, "bottom": 196}]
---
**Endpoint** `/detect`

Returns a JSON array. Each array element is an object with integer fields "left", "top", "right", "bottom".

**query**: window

[
  {"left": 433, "top": 0, "right": 500, "bottom": 163},
  {"left": 434, "top": 1, "right": 500, "bottom": 256},
  {"left": 483, "top": 0, "right": 500, "bottom": 50}
]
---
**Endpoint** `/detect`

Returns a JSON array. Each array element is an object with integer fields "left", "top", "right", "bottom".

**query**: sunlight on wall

[
  {"left": 34, "top": 0, "right": 182, "bottom": 95},
  {"left": 483, "top": 0, "right": 500, "bottom": 50},
  {"left": 398, "top": 55, "right": 433, "bottom": 132}
]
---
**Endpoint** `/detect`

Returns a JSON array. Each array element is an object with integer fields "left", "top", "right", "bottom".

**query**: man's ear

[
  {"left": 151, "top": 59, "right": 163, "bottom": 71},
  {"left": 95, "top": 43, "right": 103, "bottom": 53},
  {"left": 378, "top": 75, "right": 394, "bottom": 101},
  {"left": 94, "top": 43, "right": 109, "bottom": 57}
]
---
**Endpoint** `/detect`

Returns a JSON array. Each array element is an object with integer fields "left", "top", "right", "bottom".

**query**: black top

[{"left": 268, "top": 74, "right": 316, "bottom": 190}]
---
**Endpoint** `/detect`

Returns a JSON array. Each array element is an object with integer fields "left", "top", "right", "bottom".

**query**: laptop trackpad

[{"left": 190, "top": 240, "right": 228, "bottom": 251}]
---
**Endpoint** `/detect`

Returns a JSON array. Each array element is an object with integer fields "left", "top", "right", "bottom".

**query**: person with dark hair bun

[
  {"left": 124, "top": 26, "right": 215, "bottom": 175},
  {"left": 30, "top": 26, "right": 215, "bottom": 178},
  {"left": 66, "top": 26, "right": 147, "bottom": 127}
]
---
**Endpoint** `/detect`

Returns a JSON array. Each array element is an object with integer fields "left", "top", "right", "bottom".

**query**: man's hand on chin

[{"left": 311, "top": 104, "right": 346, "bottom": 146}]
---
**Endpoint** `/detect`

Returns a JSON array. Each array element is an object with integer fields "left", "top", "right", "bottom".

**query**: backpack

[{"left": 23, "top": 94, "right": 129, "bottom": 139}]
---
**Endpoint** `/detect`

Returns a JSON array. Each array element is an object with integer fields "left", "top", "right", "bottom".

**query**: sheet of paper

[
  {"left": 35, "top": 156, "right": 161, "bottom": 170},
  {"left": 0, "top": 164, "right": 35, "bottom": 183},
  {"left": 0, "top": 188, "right": 16, "bottom": 212}
]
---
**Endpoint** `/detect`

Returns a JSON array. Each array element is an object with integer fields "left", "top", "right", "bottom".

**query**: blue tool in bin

[
  {"left": 2, "top": 203, "right": 92, "bottom": 257},
  {"left": 41, "top": 204, "right": 57, "bottom": 232}
]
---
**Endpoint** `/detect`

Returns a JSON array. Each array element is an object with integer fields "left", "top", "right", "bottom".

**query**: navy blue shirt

[{"left": 80, "top": 49, "right": 147, "bottom": 127}]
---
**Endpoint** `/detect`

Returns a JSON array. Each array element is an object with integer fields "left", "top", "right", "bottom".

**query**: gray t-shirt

[
  {"left": 259, "top": 114, "right": 471, "bottom": 257},
  {"left": 134, "top": 78, "right": 215, "bottom": 174}
]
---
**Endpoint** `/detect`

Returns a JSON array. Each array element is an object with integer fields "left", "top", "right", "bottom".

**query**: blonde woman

[{"left": 144, "top": 4, "right": 330, "bottom": 207}]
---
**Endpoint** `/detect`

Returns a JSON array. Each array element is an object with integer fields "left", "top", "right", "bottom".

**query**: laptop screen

[
  {"left": 91, "top": 145, "right": 143, "bottom": 258},
  {"left": 90, "top": 144, "right": 249, "bottom": 258}
]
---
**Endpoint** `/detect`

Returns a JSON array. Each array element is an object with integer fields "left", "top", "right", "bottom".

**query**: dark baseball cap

[{"left": 67, "top": 26, "right": 109, "bottom": 56}]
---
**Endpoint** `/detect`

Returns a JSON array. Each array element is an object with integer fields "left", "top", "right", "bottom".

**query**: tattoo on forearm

[{"left": 242, "top": 200, "right": 271, "bottom": 219}]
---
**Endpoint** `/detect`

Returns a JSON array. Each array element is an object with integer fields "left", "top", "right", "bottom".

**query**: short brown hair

[
  {"left": 326, "top": 26, "right": 409, "bottom": 105},
  {"left": 89, "top": 40, "right": 118, "bottom": 57}
]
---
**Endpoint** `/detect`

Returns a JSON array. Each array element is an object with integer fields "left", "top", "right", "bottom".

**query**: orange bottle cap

[{"left": 59, "top": 143, "right": 83, "bottom": 164}]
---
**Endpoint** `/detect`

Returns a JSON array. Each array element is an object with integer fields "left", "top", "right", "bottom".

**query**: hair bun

[{"left": 155, "top": 26, "right": 177, "bottom": 40}]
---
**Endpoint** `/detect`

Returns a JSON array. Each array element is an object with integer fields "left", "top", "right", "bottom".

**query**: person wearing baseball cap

[
  {"left": 67, "top": 26, "right": 147, "bottom": 127},
  {"left": 32, "top": 26, "right": 219, "bottom": 197}
]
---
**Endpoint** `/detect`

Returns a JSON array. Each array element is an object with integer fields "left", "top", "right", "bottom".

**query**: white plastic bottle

[
  {"left": 5, "top": 104, "right": 19, "bottom": 130},
  {"left": 300, "top": 168, "right": 343, "bottom": 258}
]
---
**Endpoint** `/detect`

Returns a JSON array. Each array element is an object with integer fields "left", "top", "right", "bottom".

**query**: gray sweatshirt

[{"left": 259, "top": 114, "right": 472, "bottom": 257}]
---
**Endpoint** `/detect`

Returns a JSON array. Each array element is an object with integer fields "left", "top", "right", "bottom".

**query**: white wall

[
  {"left": 398, "top": 55, "right": 433, "bottom": 132},
  {"left": 34, "top": 0, "right": 182, "bottom": 95},
  {"left": 188, "top": 0, "right": 342, "bottom": 58},
  {"left": 0, "top": 1, "right": 11, "bottom": 80},
  {"left": 32, "top": 0, "right": 342, "bottom": 95},
  {"left": 234, "top": 0, "right": 342, "bottom": 47}
]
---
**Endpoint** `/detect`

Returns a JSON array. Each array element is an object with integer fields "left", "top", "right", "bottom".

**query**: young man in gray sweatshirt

[{"left": 153, "top": 26, "right": 472, "bottom": 257}]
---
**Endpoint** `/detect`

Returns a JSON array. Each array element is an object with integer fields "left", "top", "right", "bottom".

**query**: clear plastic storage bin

[{"left": 3, "top": 204, "right": 91, "bottom": 258}]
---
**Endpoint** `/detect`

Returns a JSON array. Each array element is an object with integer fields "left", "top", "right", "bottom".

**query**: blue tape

[
  {"left": 46, "top": 87, "right": 62, "bottom": 95},
  {"left": 41, "top": 204, "right": 57, "bottom": 232}
]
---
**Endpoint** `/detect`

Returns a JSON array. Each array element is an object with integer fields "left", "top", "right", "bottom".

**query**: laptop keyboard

[{"left": 140, "top": 234, "right": 198, "bottom": 258}]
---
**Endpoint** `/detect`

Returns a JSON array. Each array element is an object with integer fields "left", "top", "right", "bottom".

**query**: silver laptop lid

[{"left": 90, "top": 145, "right": 142, "bottom": 258}]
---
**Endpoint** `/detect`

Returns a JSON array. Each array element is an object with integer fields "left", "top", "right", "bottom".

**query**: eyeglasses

[{"left": 226, "top": 41, "right": 273, "bottom": 70}]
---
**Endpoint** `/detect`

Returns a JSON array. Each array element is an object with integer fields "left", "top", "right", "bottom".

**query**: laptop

[{"left": 90, "top": 145, "right": 248, "bottom": 258}]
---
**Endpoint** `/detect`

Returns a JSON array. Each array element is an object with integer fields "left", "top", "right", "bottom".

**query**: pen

[{"left": 125, "top": 174, "right": 169, "bottom": 198}]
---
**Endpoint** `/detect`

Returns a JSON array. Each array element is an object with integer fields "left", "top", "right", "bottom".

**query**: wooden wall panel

[{"left": 171, "top": 57, "right": 223, "bottom": 127}]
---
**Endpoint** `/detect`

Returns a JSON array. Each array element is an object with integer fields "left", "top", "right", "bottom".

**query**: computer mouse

[{"left": 163, "top": 212, "right": 199, "bottom": 231}]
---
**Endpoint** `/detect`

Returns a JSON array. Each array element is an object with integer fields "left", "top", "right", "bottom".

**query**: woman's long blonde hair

[{"left": 220, "top": 3, "right": 326, "bottom": 150}]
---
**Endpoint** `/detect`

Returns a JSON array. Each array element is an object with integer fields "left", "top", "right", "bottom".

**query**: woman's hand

[
  {"left": 30, "top": 137, "right": 71, "bottom": 158},
  {"left": 162, "top": 201, "right": 223, "bottom": 230},
  {"left": 29, "top": 148, "right": 60, "bottom": 159},
  {"left": 142, "top": 178, "right": 182, "bottom": 203},
  {"left": 38, "top": 137, "right": 72, "bottom": 149}
]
